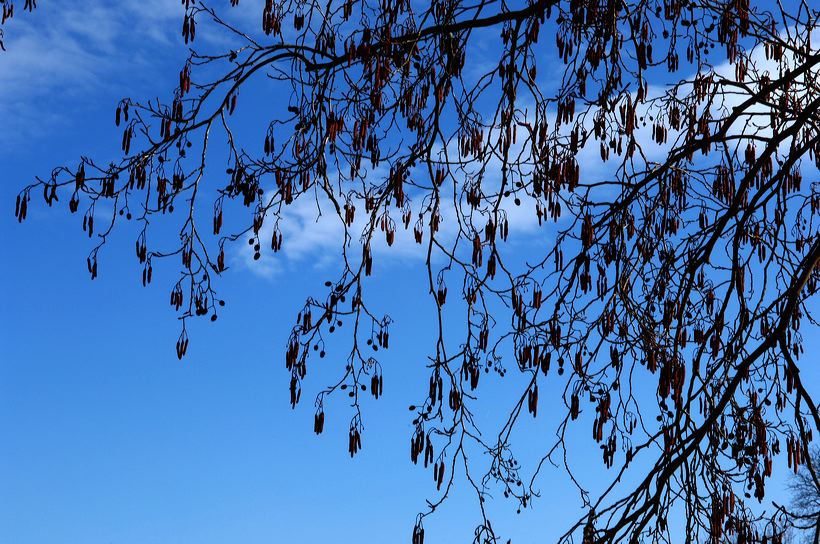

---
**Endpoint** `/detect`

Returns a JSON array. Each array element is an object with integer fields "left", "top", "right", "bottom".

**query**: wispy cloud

[
  {"left": 235, "top": 159, "right": 555, "bottom": 280},
  {"left": 0, "top": 1, "right": 184, "bottom": 145}
]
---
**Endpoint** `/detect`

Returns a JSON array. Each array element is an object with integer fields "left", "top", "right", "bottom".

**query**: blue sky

[
  {"left": 0, "top": 5, "right": 588, "bottom": 542},
  {"left": 1, "top": 2, "right": 819, "bottom": 543}
]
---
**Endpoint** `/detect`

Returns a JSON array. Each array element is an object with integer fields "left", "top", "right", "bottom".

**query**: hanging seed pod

[
  {"left": 213, "top": 205, "right": 223, "bottom": 235},
  {"left": 528, "top": 383, "right": 538, "bottom": 417},
  {"left": 68, "top": 192, "right": 79, "bottom": 213},
  {"left": 86, "top": 254, "right": 98, "bottom": 280},
  {"left": 448, "top": 388, "right": 460, "bottom": 412},
  {"left": 436, "top": 282, "right": 447, "bottom": 306},
  {"left": 570, "top": 393, "right": 580, "bottom": 420},
  {"left": 122, "top": 126, "right": 132, "bottom": 155},
  {"left": 532, "top": 284, "right": 542, "bottom": 309},
  {"left": 348, "top": 427, "right": 362, "bottom": 457},
  {"left": 412, "top": 521, "right": 425, "bottom": 544},
  {"left": 175, "top": 330, "right": 189, "bottom": 360},
  {"left": 364, "top": 244, "right": 372, "bottom": 275},
  {"left": 142, "top": 263, "right": 153, "bottom": 286},
  {"left": 370, "top": 373, "right": 380, "bottom": 399},
  {"left": 540, "top": 351, "right": 551, "bottom": 375},
  {"left": 314, "top": 409, "right": 325, "bottom": 434},
  {"left": 472, "top": 233, "right": 482, "bottom": 267},
  {"left": 15, "top": 193, "right": 28, "bottom": 222},
  {"left": 289, "top": 376, "right": 300, "bottom": 408}
]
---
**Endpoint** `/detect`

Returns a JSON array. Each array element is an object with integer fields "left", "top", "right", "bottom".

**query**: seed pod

[
  {"left": 175, "top": 331, "right": 189, "bottom": 360},
  {"left": 314, "top": 410, "right": 325, "bottom": 434},
  {"left": 570, "top": 393, "right": 580, "bottom": 420},
  {"left": 412, "top": 522, "right": 425, "bottom": 544},
  {"left": 371, "top": 373, "right": 380, "bottom": 399}
]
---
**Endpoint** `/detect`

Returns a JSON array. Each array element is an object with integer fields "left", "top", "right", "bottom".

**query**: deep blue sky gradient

[{"left": 1, "top": 2, "right": 818, "bottom": 543}]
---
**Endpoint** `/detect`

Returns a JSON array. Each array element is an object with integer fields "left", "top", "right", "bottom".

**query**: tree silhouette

[
  {"left": 6, "top": 0, "right": 820, "bottom": 542},
  {"left": 784, "top": 447, "right": 820, "bottom": 544}
]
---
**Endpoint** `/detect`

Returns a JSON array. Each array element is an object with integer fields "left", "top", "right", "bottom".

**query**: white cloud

[
  {"left": 235, "top": 157, "right": 556, "bottom": 280},
  {"left": 0, "top": 1, "right": 217, "bottom": 145}
]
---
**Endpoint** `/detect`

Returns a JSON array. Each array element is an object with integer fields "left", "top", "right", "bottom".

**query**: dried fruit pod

[{"left": 313, "top": 410, "right": 324, "bottom": 434}]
